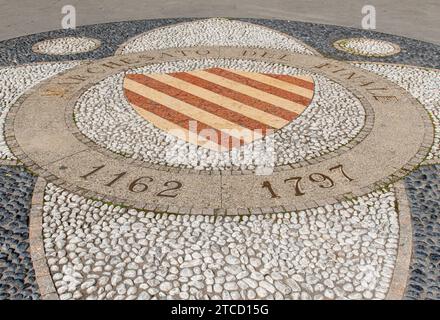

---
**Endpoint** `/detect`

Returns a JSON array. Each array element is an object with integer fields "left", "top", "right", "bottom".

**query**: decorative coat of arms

[{"left": 124, "top": 68, "right": 314, "bottom": 151}]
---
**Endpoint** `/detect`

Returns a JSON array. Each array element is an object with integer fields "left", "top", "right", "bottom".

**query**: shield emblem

[{"left": 123, "top": 68, "right": 314, "bottom": 151}]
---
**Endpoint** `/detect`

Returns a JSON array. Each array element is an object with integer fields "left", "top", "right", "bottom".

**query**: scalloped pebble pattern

[
  {"left": 334, "top": 38, "right": 400, "bottom": 57},
  {"left": 0, "top": 166, "right": 38, "bottom": 299},
  {"left": 42, "top": 183, "right": 398, "bottom": 300}
]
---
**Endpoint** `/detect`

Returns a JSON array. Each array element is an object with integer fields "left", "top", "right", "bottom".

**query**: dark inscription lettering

[
  {"left": 119, "top": 57, "right": 141, "bottom": 65},
  {"left": 365, "top": 87, "right": 389, "bottom": 93},
  {"left": 41, "top": 87, "right": 66, "bottom": 97},
  {"left": 373, "top": 95, "right": 399, "bottom": 103},
  {"left": 314, "top": 62, "right": 332, "bottom": 69},
  {"left": 159, "top": 52, "right": 176, "bottom": 59},
  {"left": 309, "top": 173, "right": 334, "bottom": 188},
  {"left": 86, "top": 66, "right": 106, "bottom": 74},
  {"left": 101, "top": 61, "right": 124, "bottom": 69},
  {"left": 138, "top": 54, "right": 156, "bottom": 61}
]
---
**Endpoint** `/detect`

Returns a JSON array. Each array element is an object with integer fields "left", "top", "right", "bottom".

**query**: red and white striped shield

[{"left": 123, "top": 68, "right": 314, "bottom": 151}]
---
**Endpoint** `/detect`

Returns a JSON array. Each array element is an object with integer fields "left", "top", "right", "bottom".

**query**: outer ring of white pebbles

[
  {"left": 43, "top": 183, "right": 399, "bottom": 300},
  {"left": 32, "top": 37, "right": 101, "bottom": 55},
  {"left": 73, "top": 59, "right": 366, "bottom": 171},
  {"left": 117, "top": 18, "right": 316, "bottom": 56},
  {"left": 333, "top": 38, "right": 401, "bottom": 57}
]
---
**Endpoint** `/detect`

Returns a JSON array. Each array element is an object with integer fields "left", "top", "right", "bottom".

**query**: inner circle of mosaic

[{"left": 1, "top": 15, "right": 439, "bottom": 302}]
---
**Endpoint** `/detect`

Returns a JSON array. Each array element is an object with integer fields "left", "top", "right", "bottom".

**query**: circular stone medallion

[{"left": 7, "top": 46, "right": 432, "bottom": 215}]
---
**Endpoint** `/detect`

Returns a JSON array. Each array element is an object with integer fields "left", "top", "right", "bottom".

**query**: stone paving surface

[
  {"left": 43, "top": 183, "right": 398, "bottom": 300},
  {"left": 404, "top": 165, "right": 440, "bottom": 300},
  {"left": 0, "top": 165, "right": 39, "bottom": 299}
]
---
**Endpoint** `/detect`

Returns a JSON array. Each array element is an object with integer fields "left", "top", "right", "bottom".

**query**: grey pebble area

[
  {"left": 0, "top": 18, "right": 439, "bottom": 68},
  {"left": 0, "top": 165, "right": 39, "bottom": 299},
  {"left": 404, "top": 164, "right": 440, "bottom": 300}
]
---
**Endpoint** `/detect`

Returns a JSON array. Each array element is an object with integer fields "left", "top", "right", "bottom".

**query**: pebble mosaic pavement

[
  {"left": 0, "top": 17, "right": 439, "bottom": 300},
  {"left": 0, "top": 166, "right": 38, "bottom": 299}
]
